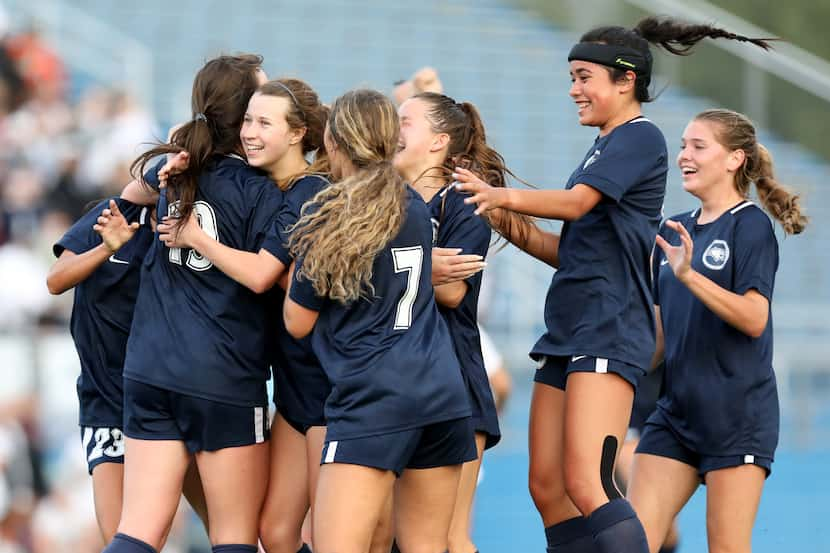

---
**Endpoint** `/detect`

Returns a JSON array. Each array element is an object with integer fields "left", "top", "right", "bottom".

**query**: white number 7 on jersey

[{"left": 392, "top": 246, "right": 423, "bottom": 330}]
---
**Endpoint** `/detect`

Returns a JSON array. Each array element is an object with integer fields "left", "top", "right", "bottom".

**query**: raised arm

[
  {"left": 47, "top": 246, "right": 112, "bottom": 295},
  {"left": 486, "top": 208, "right": 560, "bottom": 268},
  {"left": 120, "top": 178, "right": 159, "bottom": 206},
  {"left": 47, "top": 200, "right": 139, "bottom": 294},
  {"left": 453, "top": 167, "right": 602, "bottom": 221}
]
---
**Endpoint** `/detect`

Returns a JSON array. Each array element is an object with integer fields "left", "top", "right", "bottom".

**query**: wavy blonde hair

[
  {"left": 289, "top": 89, "right": 406, "bottom": 303},
  {"left": 695, "top": 109, "right": 808, "bottom": 235}
]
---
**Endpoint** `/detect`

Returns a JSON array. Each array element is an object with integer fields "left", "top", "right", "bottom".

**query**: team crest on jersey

[
  {"left": 702, "top": 239, "right": 730, "bottom": 270},
  {"left": 430, "top": 217, "right": 440, "bottom": 246},
  {"left": 583, "top": 149, "right": 601, "bottom": 169}
]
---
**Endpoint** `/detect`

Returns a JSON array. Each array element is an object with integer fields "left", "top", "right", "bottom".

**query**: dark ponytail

[
  {"left": 130, "top": 54, "right": 263, "bottom": 222},
  {"left": 413, "top": 92, "right": 532, "bottom": 249},
  {"left": 576, "top": 17, "right": 774, "bottom": 103},
  {"left": 634, "top": 17, "right": 774, "bottom": 55}
]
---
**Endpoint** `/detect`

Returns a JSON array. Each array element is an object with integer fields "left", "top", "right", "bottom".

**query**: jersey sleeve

[
  {"left": 651, "top": 242, "right": 662, "bottom": 306},
  {"left": 53, "top": 198, "right": 111, "bottom": 257},
  {"left": 141, "top": 158, "right": 167, "bottom": 191},
  {"left": 732, "top": 211, "right": 779, "bottom": 300},
  {"left": 245, "top": 177, "right": 284, "bottom": 251},
  {"left": 573, "top": 123, "right": 666, "bottom": 202},
  {"left": 288, "top": 257, "right": 325, "bottom": 312},
  {"left": 651, "top": 220, "right": 675, "bottom": 306},
  {"left": 261, "top": 176, "right": 328, "bottom": 265}
]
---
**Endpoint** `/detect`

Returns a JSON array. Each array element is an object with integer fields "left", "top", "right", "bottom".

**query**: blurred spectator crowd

[{"left": 0, "top": 5, "right": 169, "bottom": 552}]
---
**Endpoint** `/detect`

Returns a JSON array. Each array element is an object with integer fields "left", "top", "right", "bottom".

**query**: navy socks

[
  {"left": 544, "top": 516, "right": 596, "bottom": 553},
  {"left": 211, "top": 545, "right": 258, "bottom": 553},
  {"left": 587, "top": 499, "right": 649, "bottom": 553},
  {"left": 102, "top": 533, "right": 156, "bottom": 553}
]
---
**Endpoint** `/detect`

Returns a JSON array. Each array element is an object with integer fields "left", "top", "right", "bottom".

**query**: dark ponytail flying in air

[{"left": 573, "top": 17, "right": 775, "bottom": 103}]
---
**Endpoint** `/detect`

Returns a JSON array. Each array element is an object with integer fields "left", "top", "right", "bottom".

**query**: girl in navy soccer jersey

[
  {"left": 627, "top": 109, "right": 807, "bottom": 553},
  {"left": 157, "top": 78, "right": 339, "bottom": 553},
  {"left": 47, "top": 199, "right": 208, "bottom": 542},
  {"left": 283, "top": 89, "right": 476, "bottom": 553},
  {"left": 455, "top": 18, "right": 773, "bottom": 553},
  {"left": 393, "top": 91, "right": 523, "bottom": 553},
  {"left": 96, "top": 55, "right": 281, "bottom": 553}
]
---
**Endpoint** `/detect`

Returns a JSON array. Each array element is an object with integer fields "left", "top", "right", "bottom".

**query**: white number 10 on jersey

[
  {"left": 392, "top": 246, "right": 423, "bottom": 330},
  {"left": 167, "top": 200, "right": 219, "bottom": 271}
]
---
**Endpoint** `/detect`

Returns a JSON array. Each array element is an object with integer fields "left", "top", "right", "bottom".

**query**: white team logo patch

[
  {"left": 583, "top": 149, "right": 601, "bottom": 169},
  {"left": 702, "top": 239, "right": 730, "bottom": 270}
]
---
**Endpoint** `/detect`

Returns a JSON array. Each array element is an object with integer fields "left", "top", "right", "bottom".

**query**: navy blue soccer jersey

[
  {"left": 530, "top": 117, "right": 667, "bottom": 371},
  {"left": 428, "top": 186, "right": 500, "bottom": 447},
  {"left": 653, "top": 201, "right": 780, "bottom": 456},
  {"left": 289, "top": 186, "right": 471, "bottom": 440},
  {"left": 124, "top": 156, "right": 283, "bottom": 407},
  {"left": 54, "top": 198, "right": 154, "bottom": 426},
  {"left": 260, "top": 174, "right": 329, "bottom": 266},
  {"left": 260, "top": 174, "right": 331, "bottom": 426}
]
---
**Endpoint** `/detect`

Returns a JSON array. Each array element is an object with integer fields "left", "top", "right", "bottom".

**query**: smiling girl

[
  {"left": 157, "top": 78, "right": 332, "bottom": 553},
  {"left": 454, "top": 17, "right": 772, "bottom": 553},
  {"left": 394, "top": 91, "right": 518, "bottom": 553},
  {"left": 628, "top": 109, "right": 807, "bottom": 553},
  {"left": 284, "top": 88, "right": 476, "bottom": 553}
]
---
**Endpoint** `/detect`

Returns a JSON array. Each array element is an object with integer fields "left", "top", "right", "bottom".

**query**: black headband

[{"left": 568, "top": 42, "right": 652, "bottom": 80}]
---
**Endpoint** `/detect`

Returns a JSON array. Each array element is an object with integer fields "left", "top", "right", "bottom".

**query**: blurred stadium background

[{"left": 0, "top": 0, "right": 827, "bottom": 551}]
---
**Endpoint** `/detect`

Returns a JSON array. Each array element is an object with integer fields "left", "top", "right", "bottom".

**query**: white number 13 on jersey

[
  {"left": 168, "top": 200, "right": 218, "bottom": 271},
  {"left": 392, "top": 246, "right": 423, "bottom": 330}
]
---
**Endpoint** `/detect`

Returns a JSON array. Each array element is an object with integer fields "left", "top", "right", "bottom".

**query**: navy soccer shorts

[
  {"left": 636, "top": 413, "right": 773, "bottom": 479},
  {"left": 123, "top": 378, "right": 270, "bottom": 453},
  {"left": 81, "top": 426, "right": 125, "bottom": 475},
  {"left": 320, "top": 417, "right": 477, "bottom": 476},
  {"left": 534, "top": 355, "right": 645, "bottom": 391}
]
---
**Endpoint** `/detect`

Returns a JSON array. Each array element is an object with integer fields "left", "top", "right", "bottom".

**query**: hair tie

[
  {"left": 272, "top": 81, "right": 304, "bottom": 118},
  {"left": 194, "top": 112, "right": 208, "bottom": 123}
]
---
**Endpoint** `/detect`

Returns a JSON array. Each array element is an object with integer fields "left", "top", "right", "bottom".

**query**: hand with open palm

[
  {"left": 93, "top": 200, "right": 139, "bottom": 253},
  {"left": 655, "top": 220, "right": 694, "bottom": 284}
]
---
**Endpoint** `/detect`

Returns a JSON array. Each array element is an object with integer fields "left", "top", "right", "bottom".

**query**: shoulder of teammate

[
  {"left": 576, "top": 118, "right": 667, "bottom": 203},
  {"left": 405, "top": 186, "right": 433, "bottom": 230},
  {"left": 611, "top": 117, "right": 667, "bottom": 154},
  {"left": 733, "top": 202, "right": 775, "bottom": 237},
  {"left": 438, "top": 187, "right": 490, "bottom": 255},
  {"left": 731, "top": 203, "right": 778, "bottom": 298},
  {"left": 282, "top": 174, "right": 331, "bottom": 218},
  {"left": 288, "top": 256, "right": 325, "bottom": 312},
  {"left": 289, "top": 174, "right": 330, "bottom": 200},
  {"left": 141, "top": 157, "right": 167, "bottom": 191},
  {"left": 660, "top": 209, "right": 696, "bottom": 237}
]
